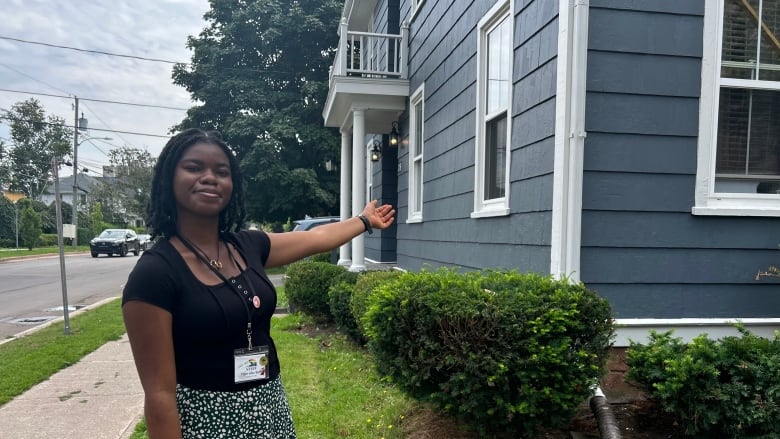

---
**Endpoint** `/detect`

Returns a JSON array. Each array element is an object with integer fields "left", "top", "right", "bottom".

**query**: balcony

[{"left": 323, "top": 18, "right": 409, "bottom": 132}]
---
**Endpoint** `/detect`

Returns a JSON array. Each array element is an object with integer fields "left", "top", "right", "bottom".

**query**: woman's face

[{"left": 173, "top": 142, "right": 233, "bottom": 219}]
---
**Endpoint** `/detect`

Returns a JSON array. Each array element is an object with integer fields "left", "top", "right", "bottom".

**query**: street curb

[{"left": 0, "top": 296, "right": 121, "bottom": 347}]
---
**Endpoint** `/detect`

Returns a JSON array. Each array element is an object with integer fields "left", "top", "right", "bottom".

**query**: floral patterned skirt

[{"left": 176, "top": 377, "right": 297, "bottom": 439}]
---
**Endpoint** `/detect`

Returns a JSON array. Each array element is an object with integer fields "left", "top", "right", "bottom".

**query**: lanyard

[{"left": 177, "top": 234, "right": 258, "bottom": 349}]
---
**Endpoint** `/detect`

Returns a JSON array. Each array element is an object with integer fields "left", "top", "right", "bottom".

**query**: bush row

[
  {"left": 284, "top": 262, "right": 615, "bottom": 436},
  {"left": 626, "top": 327, "right": 780, "bottom": 438}
]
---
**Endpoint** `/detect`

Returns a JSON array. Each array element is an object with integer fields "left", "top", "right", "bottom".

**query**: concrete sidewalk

[{"left": 0, "top": 334, "right": 143, "bottom": 439}]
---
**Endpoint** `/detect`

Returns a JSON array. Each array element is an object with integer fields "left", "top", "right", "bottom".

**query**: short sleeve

[
  {"left": 233, "top": 230, "right": 271, "bottom": 266},
  {"left": 122, "top": 249, "right": 179, "bottom": 312}
]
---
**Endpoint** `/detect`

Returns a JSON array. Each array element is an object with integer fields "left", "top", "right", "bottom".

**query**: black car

[
  {"left": 90, "top": 229, "right": 141, "bottom": 257},
  {"left": 292, "top": 216, "right": 340, "bottom": 231},
  {"left": 137, "top": 234, "right": 153, "bottom": 251}
]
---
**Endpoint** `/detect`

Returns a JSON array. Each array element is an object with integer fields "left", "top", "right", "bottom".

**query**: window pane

[
  {"left": 722, "top": 0, "right": 780, "bottom": 81},
  {"left": 487, "top": 16, "right": 510, "bottom": 114},
  {"left": 414, "top": 100, "right": 423, "bottom": 156},
  {"left": 413, "top": 159, "right": 422, "bottom": 212},
  {"left": 484, "top": 113, "right": 507, "bottom": 200},
  {"left": 716, "top": 87, "right": 780, "bottom": 179}
]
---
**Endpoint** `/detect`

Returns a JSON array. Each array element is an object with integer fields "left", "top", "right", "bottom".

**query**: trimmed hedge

[
  {"left": 626, "top": 327, "right": 780, "bottom": 437},
  {"left": 363, "top": 268, "right": 614, "bottom": 436},
  {"left": 327, "top": 271, "right": 361, "bottom": 343},
  {"left": 284, "top": 261, "right": 348, "bottom": 319}
]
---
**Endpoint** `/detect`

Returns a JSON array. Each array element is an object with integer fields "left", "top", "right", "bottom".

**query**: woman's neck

[{"left": 176, "top": 216, "right": 220, "bottom": 246}]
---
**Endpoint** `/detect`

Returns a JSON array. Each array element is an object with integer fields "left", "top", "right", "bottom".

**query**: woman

[{"left": 122, "top": 128, "right": 395, "bottom": 438}]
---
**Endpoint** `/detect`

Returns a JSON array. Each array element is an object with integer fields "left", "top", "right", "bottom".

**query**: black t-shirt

[{"left": 122, "top": 230, "right": 280, "bottom": 391}]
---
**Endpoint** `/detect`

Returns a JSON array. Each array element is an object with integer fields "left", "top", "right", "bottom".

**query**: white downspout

[
  {"left": 550, "top": 0, "right": 588, "bottom": 282},
  {"left": 566, "top": 0, "right": 588, "bottom": 283}
]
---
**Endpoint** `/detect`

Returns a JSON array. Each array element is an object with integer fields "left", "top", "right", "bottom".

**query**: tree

[
  {"left": 90, "top": 202, "right": 104, "bottom": 237},
  {"left": 0, "top": 197, "right": 14, "bottom": 242},
  {"left": 106, "top": 146, "right": 155, "bottom": 220},
  {"left": 1, "top": 99, "right": 72, "bottom": 199},
  {"left": 19, "top": 204, "right": 42, "bottom": 250},
  {"left": 172, "top": 0, "right": 342, "bottom": 224}
]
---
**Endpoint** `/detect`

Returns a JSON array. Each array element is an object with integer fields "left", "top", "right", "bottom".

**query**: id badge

[{"left": 233, "top": 345, "right": 269, "bottom": 383}]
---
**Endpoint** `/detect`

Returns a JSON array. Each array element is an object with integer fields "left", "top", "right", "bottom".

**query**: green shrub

[
  {"left": 327, "top": 271, "right": 362, "bottom": 343},
  {"left": 349, "top": 270, "right": 403, "bottom": 338},
  {"left": 308, "top": 251, "right": 334, "bottom": 264},
  {"left": 284, "top": 261, "right": 348, "bottom": 319},
  {"left": 626, "top": 327, "right": 780, "bottom": 437},
  {"left": 38, "top": 234, "right": 59, "bottom": 247},
  {"left": 363, "top": 268, "right": 614, "bottom": 436}
]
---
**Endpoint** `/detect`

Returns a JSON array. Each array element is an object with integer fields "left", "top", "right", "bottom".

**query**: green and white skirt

[{"left": 176, "top": 377, "right": 296, "bottom": 438}]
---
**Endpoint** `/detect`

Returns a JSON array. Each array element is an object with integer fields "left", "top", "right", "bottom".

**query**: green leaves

[
  {"left": 627, "top": 329, "right": 780, "bottom": 437},
  {"left": 172, "top": 0, "right": 343, "bottom": 224}
]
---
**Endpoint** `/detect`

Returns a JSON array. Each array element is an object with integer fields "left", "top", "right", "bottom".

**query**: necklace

[{"left": 182, "top": 236, "right": 223, "bottom": 270}]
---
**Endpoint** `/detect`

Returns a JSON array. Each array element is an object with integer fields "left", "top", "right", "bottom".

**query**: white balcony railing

[{"left": 330, "top": 18, "right": 409, "bottom": 82}]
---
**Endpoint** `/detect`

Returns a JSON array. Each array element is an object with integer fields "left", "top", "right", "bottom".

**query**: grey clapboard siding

[
  {"left": 583, "top": 1, "right": 780, "bottom": 318},
  {"left": 396, "top": 0, "right": 557, "bottom": 276}
]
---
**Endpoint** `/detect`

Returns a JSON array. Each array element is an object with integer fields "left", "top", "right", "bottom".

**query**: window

[
  {"left": 473, "top": 0, "right": 512, "bottom": 218},
  {"left": 695, "top": 0, "right": 780, "bottom": 216},
  {"left": 408, "top": 84, "right": 424, "bottom": 222}
]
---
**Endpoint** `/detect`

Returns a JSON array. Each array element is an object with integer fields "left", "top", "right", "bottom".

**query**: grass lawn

[
  {"left": 0, "top": 292, "right": 444, "bottom": 439},
  {"left": 0, "top": 246, "right": 91, "bottom": 260}
]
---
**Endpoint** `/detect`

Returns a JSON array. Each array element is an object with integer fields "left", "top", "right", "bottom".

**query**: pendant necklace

[{"left": 185, "top": 237, "right": 223, "bottom": 270}]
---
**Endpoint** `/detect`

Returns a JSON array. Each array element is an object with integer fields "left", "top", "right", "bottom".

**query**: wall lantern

[
  {"left": 388, "top": 121, "right": 399, "bottom": 147},
  {"left": 370, "top": 140, "right": 382, "bottom": 162}
]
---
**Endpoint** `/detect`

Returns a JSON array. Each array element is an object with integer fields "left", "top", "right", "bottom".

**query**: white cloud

[{"left": 0, "top": 0, "right": 210, "bottom": 176}]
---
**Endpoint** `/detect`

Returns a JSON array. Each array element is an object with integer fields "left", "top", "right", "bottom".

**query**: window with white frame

[
  {"left": 473, "top": 0, "right": 512, "bottom": 218},
  {"left": 408, "top": 84, "right": 425, "bottom": 222},
  {"left": 695, "top": 0, "right": 780, "bottom": 216}
]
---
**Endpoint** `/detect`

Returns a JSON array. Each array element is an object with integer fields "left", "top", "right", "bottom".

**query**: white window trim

[
  {"left": 694, "top": 0, "right": 780, "bottom": 217},
  {"left": 472, "top": 0, "right": 512, "bottom": 219},
  {"left": 408, "top": 83, "right": 424, "bottom": 223}
]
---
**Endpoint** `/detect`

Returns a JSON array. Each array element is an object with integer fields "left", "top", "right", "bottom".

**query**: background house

[{"left": 323, "top": 0, "right": 780, "bottom": 345}]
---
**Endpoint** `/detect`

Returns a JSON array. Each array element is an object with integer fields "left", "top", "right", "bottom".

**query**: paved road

[{"left": 0, "top": 252, "right": 139, "bottom": 339}]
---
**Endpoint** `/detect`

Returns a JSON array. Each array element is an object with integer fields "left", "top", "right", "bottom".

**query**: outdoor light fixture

[
  {"left": 388, "top": 121, "right": 399, "bottom": 147},
  {"left": 371, "top": 140, "right": 382, "bottom": 162}
]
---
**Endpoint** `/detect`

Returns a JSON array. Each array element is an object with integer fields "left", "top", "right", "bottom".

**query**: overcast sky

[{"left": 0, "top": 0, "right": 211, "bottom": 177}]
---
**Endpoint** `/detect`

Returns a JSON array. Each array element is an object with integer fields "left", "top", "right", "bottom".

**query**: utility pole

[
  {"left": 52, "top": 159, "right": 71, "bottom": 335},
  {"left": 72, "top": 97, "right": 79, "bottom": 249}
]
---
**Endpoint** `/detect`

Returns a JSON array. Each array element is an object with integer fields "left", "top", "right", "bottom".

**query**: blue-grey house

[{"left": 322, "top": 0, "right": 780, "bottom": 345}]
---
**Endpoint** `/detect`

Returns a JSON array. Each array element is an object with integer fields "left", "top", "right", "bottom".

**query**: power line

[
  {"left": 0, "top": 114, "right": 171, "bottom": 139},
  {"left": 0, "top": 35, "right": 186, "bottom": 64},
  {"left": 0, "top": 87, "right": 191, "bottom": 111}
]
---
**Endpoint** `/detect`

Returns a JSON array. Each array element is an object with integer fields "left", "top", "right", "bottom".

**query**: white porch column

[
  {"left": 350, "top": 109, "right": 367, "bottom": 271},
  {"left": 337, "top": 129, "right": 352, "bottom": 266}
]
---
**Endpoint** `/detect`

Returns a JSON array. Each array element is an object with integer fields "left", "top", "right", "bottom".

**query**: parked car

[
  {"left": 292, "top": 216, "right": 340, "bottom": 231},
  {"left": 137, "top": 234, "right": 153, "bottom": 251},
  {"left": 90, "top": 229, "right": 141, "bottom": 257}
]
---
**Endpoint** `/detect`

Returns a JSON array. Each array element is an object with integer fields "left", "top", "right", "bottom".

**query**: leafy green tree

[
  {"left": 90, "top": 202, "right": 104, "bottom": 237},
  {"left": 89, "top": 179, "right": 126, "bottom": 227},
  {"left": 0, "top": 197, "right": 15, "bottom": 241},
  {"left": 106, "top": 146, "right": 155, "bottom": 221},
  {"left": 1, "top": 99, "right": 72, "bottom": 199},
  {"left": 172, "top": 0, "right": 342, "bottom": 224},
  {"left": 19, "top": 204, "right": 42, "bottom": 250}
]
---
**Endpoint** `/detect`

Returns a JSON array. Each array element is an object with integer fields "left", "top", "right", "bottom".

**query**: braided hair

[{"left": 146, "top": 128, "right": 246, "bottom": 238}]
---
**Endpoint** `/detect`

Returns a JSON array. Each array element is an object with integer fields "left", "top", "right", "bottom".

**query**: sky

[{"left": 0, "top": 0, "right": 211, "bottom": 177}]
